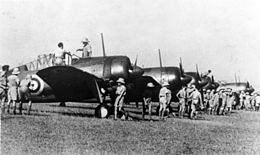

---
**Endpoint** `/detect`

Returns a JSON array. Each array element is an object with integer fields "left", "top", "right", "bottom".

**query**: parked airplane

[
  {"left": 5, "top": 34, "right": 144, "bottom": 118},
  {"left": 125, "top": 50, "right": 192, "bottom": 104}
]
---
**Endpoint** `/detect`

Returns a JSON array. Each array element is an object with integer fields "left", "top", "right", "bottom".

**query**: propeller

[
  {"left": 196, "top": 64, "right": 202, "bottom": 81},
  {"left": 179, "top": 57, "right": 184, "bottom": 77},
  {"left": 134, "top": 54, "right": 138, "bottom": 67}
]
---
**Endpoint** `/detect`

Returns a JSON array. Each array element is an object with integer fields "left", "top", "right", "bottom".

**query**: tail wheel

[{"left": 95, "top": 104, "right": 110, "bottom": 118}]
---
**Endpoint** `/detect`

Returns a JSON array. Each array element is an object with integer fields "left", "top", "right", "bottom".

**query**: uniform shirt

[
  {"left": 245, "top": 95, "right": 251, "bottom": 103},
  {"left": 189, "top": 90, "right": 201, "bottom": 101},
  {"left": 159, "top": 87, "right": 171, "bottom": 98},
  {"left": 7, "top": 74, "right": 20, "bottom": 88},
  {"left": 82, "top": 44, "right": 92, "bottom": 58},
  {"left": 177, "top": 88, "right": 187, "bottom": 99},
  {"left": 226, "top": 95, "right": 235, "bottom": 108},
  {"left": 204, "top": 93, "right": 211, "bottom": 101},
  {"left": 116, "top": 85, "right": 126, "bottom": 96},
  {"left": 255, "top": 96, "right": 260, "bottom": 106},
  {"left": 54, "top": 47, "right": 66, "bottom": 58},
  {"left": 239, "top": 93, "right": 246, "bottom": 101}
]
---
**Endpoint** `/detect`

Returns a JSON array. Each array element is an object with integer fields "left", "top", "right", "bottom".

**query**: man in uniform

[
  {"left": 0, "top": 70, "right": 8, "bottom": 114},
  {"left": 225, "top": 92, "right": 235, "bottom": 115},
  {"left": 188, "top": 84, "right": 203, "bottom": 119},
  {"left": 176, "top": 85, "right": 187, "bottom": 118},
  {"left": 53, "top": 42, "right": 70, "bottom": 66},
  {"left": 255, "top": 94, "right": 260, "bottom": 112},
  {"left": 76, "top": 38, "right": 92, "bottom": 58},
  {"left": 244, "top": 92, "right": 251, "bottom": 111},
  {"left": 142, "top": 82, "right": 155, "bottom": 121},
  {"left": 158, "top": 81, "right": 171, "bottom": 120},
  {"left": 19, "top": 75, "right": 32, "bottom": 115},
  {"left": 239, "top": 91, "right": 246, "bottom": 110},
  {"left": 7, "top": 68, "right": 20, "bottom": 114},
  {"left": 204, "top": 89, "right": 211, "bottom": 113},
  {"left": 114, "top": 78, "right": 127, "bottom": 120}
]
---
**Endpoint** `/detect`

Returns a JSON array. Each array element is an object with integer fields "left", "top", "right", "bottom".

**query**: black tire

[{"left": 95, "top": 104, "right": 110, "bottom": 118}]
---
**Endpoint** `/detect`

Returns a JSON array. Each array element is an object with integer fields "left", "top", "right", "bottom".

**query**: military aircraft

[
  {"left": 5, "top": 33, "right": 144, "bottom": 118},
  {"left": 125, "top": 50, "right": 192, "bottom": 104},
  {"left": 217, "top": 81, "right": 254, "bottom": 93}
]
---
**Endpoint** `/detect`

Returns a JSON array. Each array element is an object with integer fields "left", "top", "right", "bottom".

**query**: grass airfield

[{"left": 1, "top": 102, "right": 260, "bottom": 155}]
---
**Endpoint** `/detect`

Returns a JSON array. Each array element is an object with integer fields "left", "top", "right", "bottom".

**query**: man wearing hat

[
  {"left": 76, "top": 37, "right": 92, "bottom": 58},
  {"left": 7, "top": 68, "right": 20, "bottom": 114},
  {"left": 0, "top": 70, "right": 8, "bottom": 114},
  {"left": 188, "top": 84, "right": 202, "bottom": 119},
  {"left": 19, "top": 74, "right": 32, "bottom": 115},
  {"left": 114, "top": 77, "right": 127, "bottom": 120},
  {"left": 158, "top": 81, "right": 171, "bottom": 120},
  {"left": 176, "top": 85, "right": 187, "bottom": 118},
  {"left": 53, "top": 42, "right": 70, "bottom": 66},
  {"left": 142, "top": 82, "right": 155, "bottom": 120}
]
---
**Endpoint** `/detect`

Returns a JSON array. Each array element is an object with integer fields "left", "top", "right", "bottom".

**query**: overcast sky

[{"left": 1, "top": 0, "right": 260, "bottom": 90}]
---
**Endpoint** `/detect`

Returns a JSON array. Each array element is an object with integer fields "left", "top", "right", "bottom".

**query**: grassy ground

[{"left": 1, "top": 102, "right": 260, "bottom": 155}]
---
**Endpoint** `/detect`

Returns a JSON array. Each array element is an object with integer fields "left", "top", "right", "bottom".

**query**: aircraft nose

[
  {"left": 130, "top": 65, "right": 144, "bottom": 79},
  {"left": 181, "top": 74, "right": 192, "bottom": 85},
  {"left": 198, "top": 78, "right": 208, "bottom": 87}
]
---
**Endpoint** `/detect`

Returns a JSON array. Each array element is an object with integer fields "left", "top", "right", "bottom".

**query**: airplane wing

[{"left": 36, "top": 66, "right": 105, "bottom": 103}]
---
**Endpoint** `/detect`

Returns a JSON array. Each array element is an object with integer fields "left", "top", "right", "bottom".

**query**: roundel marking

[{"left": 29, "top": 74, "right": 44, "bottom": 95}]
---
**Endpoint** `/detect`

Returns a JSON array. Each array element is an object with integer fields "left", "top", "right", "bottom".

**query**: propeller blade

[
  {"left": 101, "top": 33, "right": 106, "bottom": 57},
  {"left": 211, "top": 75, "right": 215, "bottom": 83},
  {"left": 134, "top": 54, "right": 138, "bottom": 66},
  {"left": 158, "top": 49, "right": 162, "bottom": 69},
  {"left": 179, "top": 57, "right": 184, "bottom": 77},
  {"left": 196, "top": 64, "right": 201, "bottom": 81}
]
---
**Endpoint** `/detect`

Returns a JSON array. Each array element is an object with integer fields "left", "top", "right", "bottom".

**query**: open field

[{"left": 1, "top": 102, "right": 260, "bottom": 155}]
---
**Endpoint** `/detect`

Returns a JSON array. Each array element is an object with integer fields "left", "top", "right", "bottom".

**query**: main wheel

[{"left": 95, "top": 104, "right": 110, "bottom": 118}]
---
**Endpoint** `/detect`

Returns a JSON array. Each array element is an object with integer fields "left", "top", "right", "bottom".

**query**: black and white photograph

[{"left": 1, "top": 0, "right": 260, "bottom": 154}]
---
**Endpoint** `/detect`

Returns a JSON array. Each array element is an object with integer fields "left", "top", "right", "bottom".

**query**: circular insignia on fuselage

[{"left": 29, "top": 74, "right": 44, "bottom": 95}]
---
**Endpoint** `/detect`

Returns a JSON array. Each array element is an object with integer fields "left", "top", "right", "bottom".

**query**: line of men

[
  {"left": 237, "top": 91, "right": 260, "bottom": 111},
  {"left": 0, "top": 67, "right": 32, "bottom": 115}
]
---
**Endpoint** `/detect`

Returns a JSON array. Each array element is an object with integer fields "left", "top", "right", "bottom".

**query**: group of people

[
  {"left": 53, "top": 37, "right": 92, "bottom": 66},
  {"left": 237, "top": 91, "right": 260, "bottom": 111},
  {"left": 0, "top": 67, "right": 32, "bottom": 115}
]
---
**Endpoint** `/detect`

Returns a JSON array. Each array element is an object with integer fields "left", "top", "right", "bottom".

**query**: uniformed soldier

[
  {"left": 158, "top": 82, "right": 171, "bottom": 120},
  {"left": 114, "top": 78, "right": 127, "bottom": 120},
  {"left": 53, "top": 42, "right": 70, "bottom": 66},
  {"left": 225, "top": 92, "right": 235, "bottom": 115},
  {"left": 239, "top": 91, "right": 246, "bottom": 110},
  {"left": 76, "top": 38, "right": 92, "bottom": 58},
  {"left": 0, "top": 70, "right": 8, "bottom": 114},
  {"left": 244, "top": 92, "right": 251, "bottom": 111},
  {"left": 219, "top": 90, "right": 228, "bottom": 115},
  {"left": 208, "top": 89, "right": 216, "bottom": 115},
  {"left": 142, "top": 82, "right": 155, "bottom": 121},
  {"left": 204, "top": 89, "right": 211, "bottom": 113},
  {"left": 7, "top": 68, "right": 20, "bottom": 114},
  {"left": 255, "top": 94, "right": 260, "bottom": 112},
  {"left": 19, "top": 75, "right": 32, "bottom": 115},
  {"left": 176, "top": 85, "right": 187, "bottom": 118},
  {"left": 188, "top": 85, "right": 203, "bottom": 119}
]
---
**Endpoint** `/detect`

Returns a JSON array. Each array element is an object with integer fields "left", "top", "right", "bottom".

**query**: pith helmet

[
  {"left": 147, "top": 82, "right": 155, "bottom": 88},
  {"left": 81, "top": 37, "right": 90, "bottom": 43},
  {"left": 12, "top": 68, "right": 20, "bottom": 75},
  {"left": 117, "top": 78, "right": 125, "bottom": 84}
]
